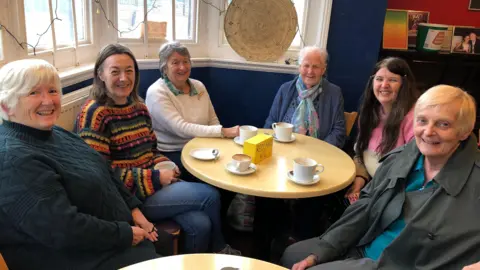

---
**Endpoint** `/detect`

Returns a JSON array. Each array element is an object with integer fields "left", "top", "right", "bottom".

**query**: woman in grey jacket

[{"left": 282, "top": 85, "right": 480, "bottom": 270}]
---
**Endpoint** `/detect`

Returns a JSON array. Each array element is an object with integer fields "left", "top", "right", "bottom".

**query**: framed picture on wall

[
  {"left": 451, "top": 26, "right": 480, "bottom": 54},
  {"left": 470, "top": 0, "right": 480, "bottom": 10},
  {"left": 407, "top": 10, "right": 430, "bottom": 47}
]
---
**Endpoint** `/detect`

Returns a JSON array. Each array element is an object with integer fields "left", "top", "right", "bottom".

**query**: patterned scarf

[
  {"left": 164, "top": 77, "right": 198, "bottom": 96},
  {"left": 292, "top": 76, "right": 322, "bottom": 138}
]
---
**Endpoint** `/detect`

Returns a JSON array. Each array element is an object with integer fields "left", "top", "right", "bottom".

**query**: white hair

[
  {"left": 298, "top": 46, "right": 329, "bottom": 66},
  {"left": 0, "top": 59, "right": 61, "bottom": 124},
  {"left": 415, "top": 85, "right": 476, "bottom": 136}
]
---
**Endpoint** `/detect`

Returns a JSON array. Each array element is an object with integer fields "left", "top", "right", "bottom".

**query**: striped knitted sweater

[{"left": 75, "top": 99, "right": 169, "bottom": 200}]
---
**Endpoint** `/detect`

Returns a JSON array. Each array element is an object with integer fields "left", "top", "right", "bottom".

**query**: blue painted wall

[
  {"left": 327, "top": 0, "right": 387, "bottom": 113},
  {"left": 64, "top": 0, "right": 387, "bottom": 132},
  {"left": 63, "top": 79, "right": 93, "bottom": 95}
]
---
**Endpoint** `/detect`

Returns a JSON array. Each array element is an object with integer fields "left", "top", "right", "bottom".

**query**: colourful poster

[{"left": 383, "top": 9, "right": 409, "bottom": 50}]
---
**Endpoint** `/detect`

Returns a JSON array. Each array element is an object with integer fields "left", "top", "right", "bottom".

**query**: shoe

[{"left": 217, "top": 244, "right": 242, "bottom": 256}]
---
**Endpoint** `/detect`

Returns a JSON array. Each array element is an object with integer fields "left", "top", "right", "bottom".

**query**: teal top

[
  {"left": 164, "top": 77, "right": 198, "bottom": 96},
  {"left": 364, "top": 155, "right": 437, "bottom": 260}
]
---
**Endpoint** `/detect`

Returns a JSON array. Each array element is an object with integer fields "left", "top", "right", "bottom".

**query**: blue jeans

[{"left": 142, "top": 181, "right": 226, "bottom": 253}]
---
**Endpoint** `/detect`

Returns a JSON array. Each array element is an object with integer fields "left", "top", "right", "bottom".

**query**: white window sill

[{"left": 59, "top": 64, "right": 95, "bottom": 87}]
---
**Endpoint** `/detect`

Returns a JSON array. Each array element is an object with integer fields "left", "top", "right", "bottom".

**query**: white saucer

[
  {"left": 287, "top": 171, "right": 320, "bottom": 186},
  {"left": 274, "top": 134, "right": 296, "bottom": 143},
  {"left": 225, "top": 162, "right": 257, "bottom": 175},
  {"left": 189, "top": 148, "right": 219, "bottom": 161},
  {"left": 233, "top": 136, "right": 244, "bottom": 146}
]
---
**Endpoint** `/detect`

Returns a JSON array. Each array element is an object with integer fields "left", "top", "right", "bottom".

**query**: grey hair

[
  {"left": 158, "top": 41, "right": 191, "bottom": 78},
  {"left": 298, "top": 46, "right": 329, "bottom": 67},
  {"left": 0, "top": 59, "right": 61, "bottom": 124}
]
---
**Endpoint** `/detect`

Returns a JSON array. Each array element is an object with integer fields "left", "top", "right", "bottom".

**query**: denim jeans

[
  {"left": 142, "top": 181, "right": 226, "bottom": 253},
  {"left": 160, "top": 150, "right": 236, "bottom": 230}
]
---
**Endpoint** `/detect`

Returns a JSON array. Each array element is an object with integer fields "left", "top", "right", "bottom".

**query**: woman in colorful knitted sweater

[
  {"left": 346, "top": 57, "right": 419, "bottom": 203},
  {"left": 75, "top": 44, "right": 240, "bottom": 255}
]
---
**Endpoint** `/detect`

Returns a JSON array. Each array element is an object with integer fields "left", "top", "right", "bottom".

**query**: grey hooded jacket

[{"left": 309, "top": 135, "right": 480, "bottom": 269}]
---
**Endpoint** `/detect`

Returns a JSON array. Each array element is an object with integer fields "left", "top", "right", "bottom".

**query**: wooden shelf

[{"left": 379, "top": 48, "right": 480, "bottom": 130}]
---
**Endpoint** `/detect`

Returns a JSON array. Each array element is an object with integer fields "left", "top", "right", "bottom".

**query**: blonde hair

[
  {"left": 0, "top": 59, "right": 61, "bottom": 124},
  {"left": 415, "top": 85, "right": 476, "bottom": 136}
]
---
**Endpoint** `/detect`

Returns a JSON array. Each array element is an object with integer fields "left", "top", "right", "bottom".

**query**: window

[
  {"left": 23, "top": 0, "right": 90, "bottom": 52},
  {"left": 74, "top": 0, "right": 90, "bottom": 42},
  {"left": 0, "top": 32, "right": 3, "bottom": 61},
  {"left": 290, "top": 0, "right": 307, "bottom": 48},
  {"left": 117, "top": 0, "right": 197, "bottom": 42},
  {"left": 221, "top": 0, "right": 307, "bottom": 49}
]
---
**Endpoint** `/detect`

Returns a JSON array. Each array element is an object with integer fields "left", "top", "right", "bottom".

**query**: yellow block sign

[{"left": 243, "top": 133, "right": 273, "bottom": 164}]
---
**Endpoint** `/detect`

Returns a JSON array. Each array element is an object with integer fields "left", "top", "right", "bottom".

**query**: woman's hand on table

[
  {"left": 344, "top": 177, "right": 366, "bottom": 204},
  {"left": 222, "top": 125, "right": 240, "bottom": 138},
  {"left": 160, "top": 169, "right": 178, "bottom": 186}
]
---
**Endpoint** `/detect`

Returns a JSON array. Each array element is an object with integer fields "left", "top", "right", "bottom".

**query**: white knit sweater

[{"left": 145, "top": 78, "right": 222, "bottom": 152}]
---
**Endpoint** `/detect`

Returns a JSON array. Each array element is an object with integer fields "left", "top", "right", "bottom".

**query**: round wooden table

[
  {"left": 181, "top": 129, "right": 355, "bottom": 199},
  {"left": 120, "top": 254, "right": 288, "bottom": 270}
]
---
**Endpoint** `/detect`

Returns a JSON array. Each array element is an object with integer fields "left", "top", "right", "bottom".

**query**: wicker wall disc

[{"left": 224, "top": 0, "right": 298, "bottom": 62}]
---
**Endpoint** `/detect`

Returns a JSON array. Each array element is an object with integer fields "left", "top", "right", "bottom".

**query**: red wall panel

[{"left": 388, "top": 0, "right": 480, "bottom": 27}]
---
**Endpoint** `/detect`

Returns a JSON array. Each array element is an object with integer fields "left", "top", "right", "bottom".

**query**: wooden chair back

[
  {"left": 344, "top": 111, "right": 358, "bottom": 136},
  {"left": 0, "top": 253, "right": 8, "bottom": 270}
]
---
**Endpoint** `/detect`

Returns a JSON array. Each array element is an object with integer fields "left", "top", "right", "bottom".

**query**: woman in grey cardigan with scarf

[
  {"left": 254, "top": 47, "right": 346, "bottom": 260},
  {"left": 264, "top": 46, "right": 346, "bottom": 148}
]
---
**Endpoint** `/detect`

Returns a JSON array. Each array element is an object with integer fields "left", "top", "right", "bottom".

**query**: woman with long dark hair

[{"left": 345, "top": 57, "right": 419, "bottom": 203}]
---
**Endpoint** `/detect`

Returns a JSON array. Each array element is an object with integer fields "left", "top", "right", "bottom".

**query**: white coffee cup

[
  {"left": 154, "top": 161, "right": 177, "bottom": 170},
  {"left": 240, "top": 125, "right": 258, "bottom": 143},
  {"left": 293, "top": 157, "right": 324, "bottom": 183},
  {"left": 231, "top": 154, "right": 252, "bottom": 172},
  {"left": 272, "top": 122, "right": 294, "bottom": 141}
]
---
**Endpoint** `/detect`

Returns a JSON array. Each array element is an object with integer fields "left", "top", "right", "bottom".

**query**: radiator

[{"left": 57, "top": 86, "right": 90, "bottom": 131}]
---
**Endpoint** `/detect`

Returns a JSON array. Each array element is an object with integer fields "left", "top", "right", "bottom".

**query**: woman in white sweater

[{"left": 145, "top": 42, "right": 239, "bottom": 175}]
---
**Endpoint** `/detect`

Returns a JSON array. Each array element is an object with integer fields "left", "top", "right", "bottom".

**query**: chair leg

[{"left": 173, "top": 238, "right": 178, "bottom": 255}]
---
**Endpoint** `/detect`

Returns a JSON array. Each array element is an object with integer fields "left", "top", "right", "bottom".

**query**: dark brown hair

[
  {"left": 355, "top": 57, "right": 419, "bottom": 157},
  {"left": 91, "top": 43, "right": 140, "bottom": 105}
]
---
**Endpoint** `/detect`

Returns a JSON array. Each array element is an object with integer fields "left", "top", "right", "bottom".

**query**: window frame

[
  {"left": 4, "top": 0, "right": 97, "bottom": 71},
  {"left": 23, "top": 0, "right": 92, "bottom": 53},
  {"left": 0, "top": 0, "right": 332, "bottom": 72},
  {"left": 75, "top": 0, "right": 93, "bottom": 45},
  {"left": 0, "top": 31, "right": 4, "bottom": 63},
  {"left": 116, "top": 0, "right": 199, "bottom": 45}
]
